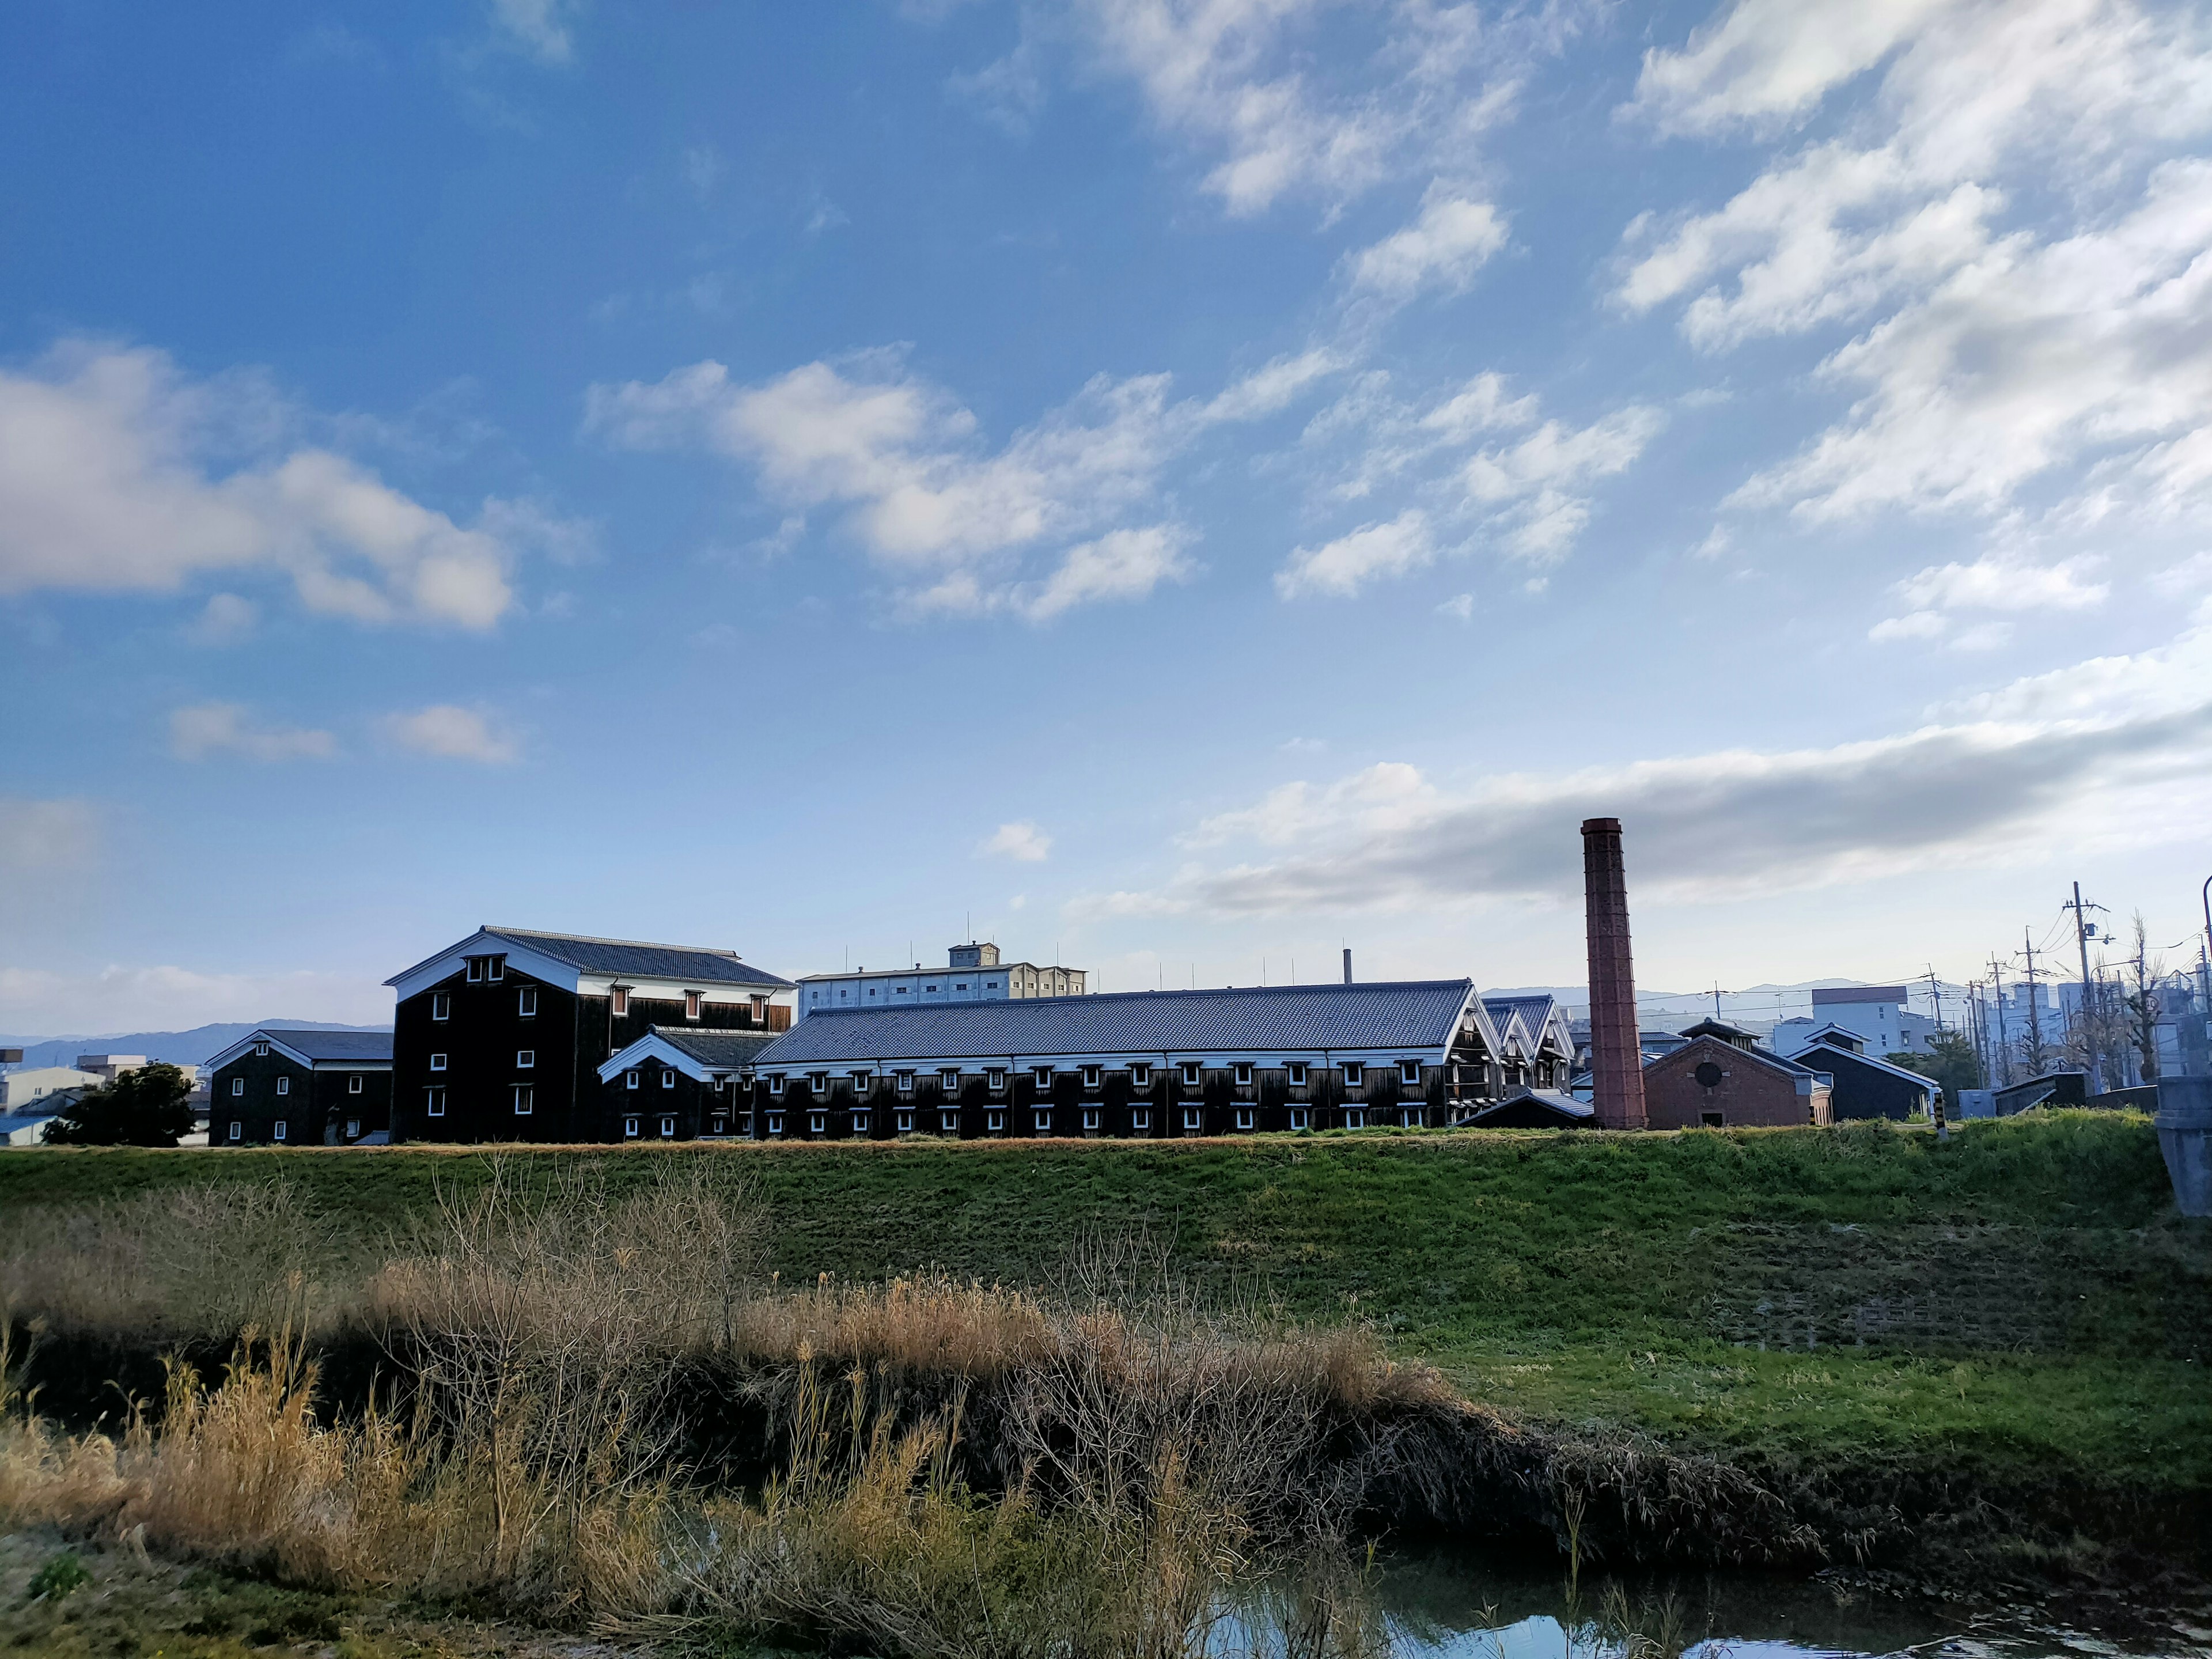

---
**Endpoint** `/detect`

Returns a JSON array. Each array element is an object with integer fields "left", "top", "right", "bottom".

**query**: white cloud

[
  {"left": 0, "top": 798, "right": 98, "bottom": 873},
  {"left": 188, "top": 593, "right": 259, "bottom": 645},
  {"left": 1626, "top": 0, "right": 1954, "bottom": 137},
  {"left": 0, "top": 343, "right": 537, "bottom": 628},
  {"left": 170, "top": 703, "right": 339, "bottom": 763},
  {"left": 1868, "top": 609, "right": 1945, "bottom": 643},
  {"left": 982, "top": 820, "right": 1054, "bottom": 862},
  {"left": 0, "top": 963, "right": 389, "bottom": 1035},
  {"left": 1436, "top": 592, "right": 1474, "bottom": 620},
  {"left": 490, "top": 0, "right": 582, "bottom": 63},
  {"left": 381, "top": 705, "right": 518, "bottom": 764},
  {"left": 1460, "top": 406, "right": 1666, "bottom": 561},
  {"left": 1078, "top": 618, "right": 2212, "bottom": 917},
  {"left": 1894, "top": 553, "right": 2108, "bottom": 613},
  {"left": 1346, "top": 188, "right": 1507, "bottom": 300},
  {"left": 1276, "top": 509, "right": 1434, "bottom": 599},
  {"left": 589, "top": 351, "right": 1313, "bottom": 620}
]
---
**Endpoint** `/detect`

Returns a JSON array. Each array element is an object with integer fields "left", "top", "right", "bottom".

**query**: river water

[{"left": 1224, "top": 1554, "right": 2212, "bottom": 1659}]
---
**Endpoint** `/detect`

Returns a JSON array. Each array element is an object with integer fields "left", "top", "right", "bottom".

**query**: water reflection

[{"left": 1228, "top": 1550, "right": 2212, "bottom": 1659}]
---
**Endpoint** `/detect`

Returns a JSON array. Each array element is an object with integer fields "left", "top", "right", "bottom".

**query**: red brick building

[{"left": 1641, "top": 1020, "right": 1833, "bottom": 1130}]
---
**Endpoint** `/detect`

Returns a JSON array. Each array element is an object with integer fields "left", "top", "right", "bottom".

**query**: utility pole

[
  {"left": 1989, "top": 956, "right": 2012, "bottom": 1087},
  {"left": 2065, "top": 882, "right": 2104, "bottom": 1086},
  {"left": 1924, "top": 966, "right": 1945, "bottom": 1033},
  {"left": 2020, "top": 928, "right": 2046, "bottom": 1075},
  {"left": 1967, "top": 978, "right": 1988, "bottom": 1085},
  {"left": 1713, "top": 982, "right": 1724, "bottom": 1021}
]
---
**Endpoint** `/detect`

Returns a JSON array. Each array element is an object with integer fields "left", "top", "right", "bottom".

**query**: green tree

[
  {"left": 1885, "top": 1031, "right": 1982, "bottom": 1105},
  {"left": 43, "top": 1062, "right": 196, "bottom": 1146}
]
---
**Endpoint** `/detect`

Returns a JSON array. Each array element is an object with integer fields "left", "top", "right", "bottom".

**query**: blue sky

[{"left": 6, "top": 0, "right": 2211, "bottom": 1034}]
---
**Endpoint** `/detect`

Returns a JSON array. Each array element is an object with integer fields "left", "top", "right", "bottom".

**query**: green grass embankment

[{"left": 4, "top": 1113, "right": 2206, "bottom": 1524}]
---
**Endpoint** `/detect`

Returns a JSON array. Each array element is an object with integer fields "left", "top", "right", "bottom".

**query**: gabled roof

[
  {"left": 1650, "top": 1032, "right": 1832, "bottom": 1084},
  {"left": 599, "top": 1025, "right": 779, "bottom": 1084},
  {"left": 1465, "top": 1088, "right": 1596, "bottom": 1128},
  {"left": 387, "top": 926, "right": 794, "bottom": 990},
  {"left": 748, "top": 980, "right": 1482, "bottom": 1069},
  {"left": 1481, "top": 994, "right": 1573, "bottom": 1058},
  {"left": 207, "top": 1028, "right": 393, "bottom": 1071},
  {"left": 1679, "top": 1018, "right": 1759, "bottom": 1047},
  {"left": 1787, "top": 1021, "right": 1868, "bottom": 1056},
  {"left": 1814, "top": 1044, "right": 1938, "bottom": 1093}
]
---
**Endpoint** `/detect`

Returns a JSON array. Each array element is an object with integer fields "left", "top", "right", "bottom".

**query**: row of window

[
  {"left": 225, "top": 1118, "right": 369, "bottom": 1142},
  {"left": 760, "top": 1059, "right": 1427, "bottom": 1096},
  {"left": 736, "top": 1105, "right": 1397, "bottom": 1136},
  {"left": 427, "top": 985, "right": 771, "bottom": 1023},
  {"left": 228, "top": 1074, "right": 368, "bottom": 1096}
]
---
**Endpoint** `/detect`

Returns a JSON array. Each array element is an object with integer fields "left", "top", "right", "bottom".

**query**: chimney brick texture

[{"left": 1582, "top": 817, "right": 1648, "bottom": 1130}]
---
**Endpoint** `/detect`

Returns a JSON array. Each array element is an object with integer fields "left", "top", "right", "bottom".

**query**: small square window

[
  {"left": 1235, "top": 1107, "right": 1255, "bottom": 1130},
  {"left": 228, "top": 1121, "right": 242, "bottom": 1141},
  {"left": 1234, "top": 1063, "right": 1252, "bottom": 1087},
  {"left": 1181, "top": 1107, "right": 1202, "bottom": 1131},
  {"left": 624, "top": 1115, "right": 641, "bottom": 1139},
  {"left": 767, "top": 1074, "right": 785, "bottom": 1096},
  {"left": 986, "top": 1110, "right": 1006, "bottom": 1132},
  {"left": 345, "top": 1119, "right": 360, "bottom": 1138},
  {"left": 1400, "top": 1060, "right": 1421, "bottom": 1086},
  {"left": 517, "top": 1049, "right": 535, "bottom": 1069},
  {"left": 626, "top": 1070, "right": 639, "bottom": 1089},
  {"left": 1082, "top": 1108, "right": 1101, "bottom": 1131},
  {"left": 431, "top": 993, "right": 450, "bottom": 1021},
  {"left": 1132, "top": 1108, "right": 1151, "bottom": 1130},
  {"left": 810, "top": 1073, "right": 827, "bottom": 1095},
  {"left": 987, "top": 1069, "right": 1007, "bottom": 1094},
  {"left": 349, "top": 1074, "right": 364, "bottom": 1094},
  {"left": 1290, "top": 1108, "right": 1310, "bottom": 1130},
  {"left": 940, "top": 1110, "right": 959, "bottom": 1132},
  {"left": 661, "top": 1115, "right": 676, "bottom": 1138},
  {"left": 426, "top": 1088, "right": 446, "bottom": 1117},
  {"left": 896, "top": 1071, "right": 914, "bottom": 1094},
  {"left": 273, "top": 1120, "right": 287, "bottom": 1142},
  {"left": 1131, "top": 1065, "right": 1152, "bottom": 1089},
  {"left": 896, "top": 1111, "right": 914, "bottom": 1133},
  {"left": 1181, "top": 1062, "right": 1201, "bottom": 1087},
  {"left": 1701, "top": 1111, "right": 1724, "bottom": 1128},
  {"left": 852, "top": 1111, "right": 870, "bottom": 1133},
  {"left": 430, "top": 1053, "right": 448, "bottom": 1073},
  {"left": 1082, "top": 1066, "right": 1101, "bottom": 1090},
  {"left": 662, "top": 1070, "right": 676, "bottom": 1089},
  {"left": 611, "top": 987, "right": 631, "bottom": 1016},
  {"left": 710, "top": 1113, "right": 728, "bottom": 1135},
  {"left": 1033, "top": 1066, "right": 1053, "bottom": 1091},
  {"left": 685, "top": 991, "right": 702, "bottom": 1021},
  {"left": 487, "top": 957, "right": 504, "bottom": 982},
  {"left": 1033, "top": 1109, "right": 1052, "bottom": 1133},
  {"left": 513, "top": 1086, "right": 534, "bottom": 1115},
  {"left": 275, "top": 1076, "right": 289, "bottom": 1096},
  {"left": 255, "top": 1041, "right": 269, "bottom": 1056},
  {"left": 232, "top": 1077, "right": 244, "bottom": 1097},
  {"left": 1342, "top": 1063, "right": 1363, "bottom": 1087},
  {"left": 518, "top": 988, "right": 537, "bottom": 1017},
  {"left": 852, "top": 1071, "right": 872, "bottom": 1096},
  {"left": 1286, "top": 1063, "right": 1308, "bottom": 1086},
  {"left": 808, "top": 1111, "right": 827, "bottom": 1134},
  {"left": 466, "top": 959, "right": 483, "bottom": 983},
  {"left": 1345, "top": 1108, "right": 1365, "bottom": 1130},
  {"left": 940, "top": 1068, "right": 960, "bottom": 1093},
  {"left": 767, "top": 1113, "right": 785, "bottom": 1135}
]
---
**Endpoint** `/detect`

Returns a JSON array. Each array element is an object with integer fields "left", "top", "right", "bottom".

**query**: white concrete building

[{"left": 798, "top": 943, "right": 1088, "bottom": 1021}]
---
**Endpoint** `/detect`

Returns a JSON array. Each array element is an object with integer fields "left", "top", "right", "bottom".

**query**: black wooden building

[
  {"left": 204, "top": 1028, "right": 394, "bottom": 1146},
  {"left": 730, "top": 980, "right": 1529, "bottom": 1142},
  {"left": 384, "top": 926, "right": 796, "bottom": 1143},
  {"left": 597, "top": 1027, "right": 779, "bottom": 1141},
  {"left": 1787, "top": 1025, "right": 1937, "bottom": 1121}
]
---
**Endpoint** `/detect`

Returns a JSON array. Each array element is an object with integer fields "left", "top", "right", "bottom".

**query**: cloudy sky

[{"left": 6, "top": 0, "right": 2211, "bottom": 1035}]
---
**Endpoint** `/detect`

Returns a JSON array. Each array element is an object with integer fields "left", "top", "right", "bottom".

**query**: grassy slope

[{"left": 3, "top": 1113, "right": 2205, "bottom": 1495}]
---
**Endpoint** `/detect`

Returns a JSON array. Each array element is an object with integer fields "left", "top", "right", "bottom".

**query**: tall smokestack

[
  {"left": 1581, "top": 817, "right": 1647, "bottom": 1130},
  {"left": 1342, "top": 948, "right": 1353, "bottom": 984}
]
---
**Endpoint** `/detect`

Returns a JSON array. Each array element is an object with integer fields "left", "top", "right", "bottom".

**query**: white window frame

[
  {"left": 1290, "top": 1108, "right": 1310, "bottom": 1130},
  {"left": 1345, "top": 1108, "right": 1365, "bottom": 1130},
  {"left": 1400, "top": 1060, "right": 1421, "bottom": 1086},
  {"left": 661, "top": 1115, "right": 677, "bottom": 1138},
  {"left": 1033, "top": 1066, "right": 1053, "bottom": 1092},
  {"left": 349, "top": 1074, "right": 364, "bottom": 1094},
  {"left": 430, "top": 1052, "right": 448, "bottom": 1073},
  {"left": 851, "top": 1071, "right": 873, "bottom": 1096},
  {"left": 345, "top": 1118, "right": 360, "bottom": 1139},
  {"left": 466, "top": 959, "right": 484, "bottom": 983},
  {"left": 1235, "top": 1107, "right": 1255, "bottom": 1130},
  {"left": 229, "top": 1120, "right": 242, "bottom": 1141},
  {"left": 626, "top": 1070, "right": 640, "bottom": 1090},
  {"left": 426, "top": 1088, "right": 446, "bottom": 1118},
  {"left": 1233, "top": 1063, "right": 1252, "bottom": 1088},
  {"left": 810, "top": 1073, "right": 828, "bottom": 1096},
  {"left": 1286, "top": 1063, "right": 1308, "bottom": 1086},
  {"left": 255, "top": 1041, "right": 270, "bottom": 1056},
  {"left": 1131, "top": 1064, "right": 1152, "bottom": 1089},
  {"left": 986, "top": 1110, "right": 1006, "bottom": 1132},
  {"left": 232, "top": 1077, "right": 244, "bottom": 1097},
  {"left": 851, "top": 1111, "right": 870, "bottom": 1134},
  {"left": 662, "top": 1070, "right": 676, "bottom": 1089},
  {"left": 896, "top": 1071, "right": 914, "bottom": 1095},
  {"left": 276, "top": 1075, "right": 290, "bottom": 1096},
  {"left": 487, "top": 956, "right": 504, "bottom": 983},
  {"left": 611, "top": 987, "right": 631, "bottom": 1016},
  {"left": 1132, "top": 1108, "right": 1151, "bottom": 1131},
  {"left": 766, "top": 1112, "right": 785, "bottom": 1136},
  {"left": 767, "top": 1074, "right": 785, "bottom": 1096},
  {"left": 517, "top": 1049, "right": 535, "bottom": 1069},
  {"left": 684, "top": 990, "right": 702, "bottom": 1021},
  {"left": 1082, "top": 1066, "right": 1101, "bottom": 1090},
  {"left": 624, "top": 1115, "right": 641, "bottom": 1139},
  {"left": 940, "top": 1110, "right": 959, "bottom": 1132},
  {"left": 1181, "top": 1062, "right": 1201, "bottom": 1088},
  {"left": 710, "top": 1112, "right": 728, "bottom": 1135},
  {"left": 808, "top": 1111, "right": 827, "bottom": 1135},
  {"left": 1342, "top": 1062, "right": 1363, "bottom": 1087},
  {"left": 896, "top": 1110, "right": 914, "bottom": 1134},
  {"left": 513, "top": 1086, "right": 534, "bottom": 1116},
  {"left": 431, "top": 993, "right": 450, "bottom": 1021},
  {"left": 940, "top": 1068, "right": 960, "bottom": 1093},
  {"left": 987, "top": 1068, "right": 1007, "bottom": 1094},
  {"left": 518, "top": 987, "right": 537, "bottom": 1017},
  {"left": 273, "top": 1120, "right": 287, "bottom": 1142},
  {"left": 1181, "top": 1106, "right": 1203, "bottom": 1131},
  {"left": 1082, "top": 1107, "right": 1101, "bottom": 1131},
  {"left": 1033, "top": 1108, "right": 1051, "bottom": 1133}
]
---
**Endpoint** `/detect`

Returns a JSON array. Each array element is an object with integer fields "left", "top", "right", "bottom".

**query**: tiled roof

[
  {"left": 262, "top": 1028, "right": 394, "bottom": 1063},
  {"left": 651, "top": 1028, "right": 779, "bottom": 1067},
  {"left": 748, "top": 980, "right": 1478, "bottom": 1068},
  {"left": 486, "top": 927, "right": 795, "bottom": 988}
]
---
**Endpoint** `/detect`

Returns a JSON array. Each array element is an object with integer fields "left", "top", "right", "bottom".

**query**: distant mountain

[{"left": 0, "top": 1021, "right": 391, "bottom": 1071}]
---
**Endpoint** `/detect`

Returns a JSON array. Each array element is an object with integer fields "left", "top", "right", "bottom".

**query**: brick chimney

[{"left": 1581, "top": 817, "right": 1647, "bottom": 1130}]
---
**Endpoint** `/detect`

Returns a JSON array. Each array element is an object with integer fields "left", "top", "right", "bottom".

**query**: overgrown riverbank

[{"left": 1, "top": 1113, "right": 2206, "bottom": 1648}]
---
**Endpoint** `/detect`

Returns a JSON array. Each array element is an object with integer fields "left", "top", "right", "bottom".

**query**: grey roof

[
  {"left": 1481, "top": 994, "right": 1569, "bottom": 1051},
  {"left": 650, "top": 1027, "right": 779, "bottom": 1067},
  {"left": 1812, "top": 1044, "right": 1937, "bottom": 1092},
  {"left": 262, "top": 1028, "right": 395, "bottom": 1063},
  {"left": 388, "top": 927, "right": 794, "bottom": 989},
  {"left": 749, "top": 980, "right": 1477, "bottom": 1068}
]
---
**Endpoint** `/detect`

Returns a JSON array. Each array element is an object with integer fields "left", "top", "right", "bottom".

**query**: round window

[{"left": 1694, "top": 1061, "right": 1724, "bottom": 1089}]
